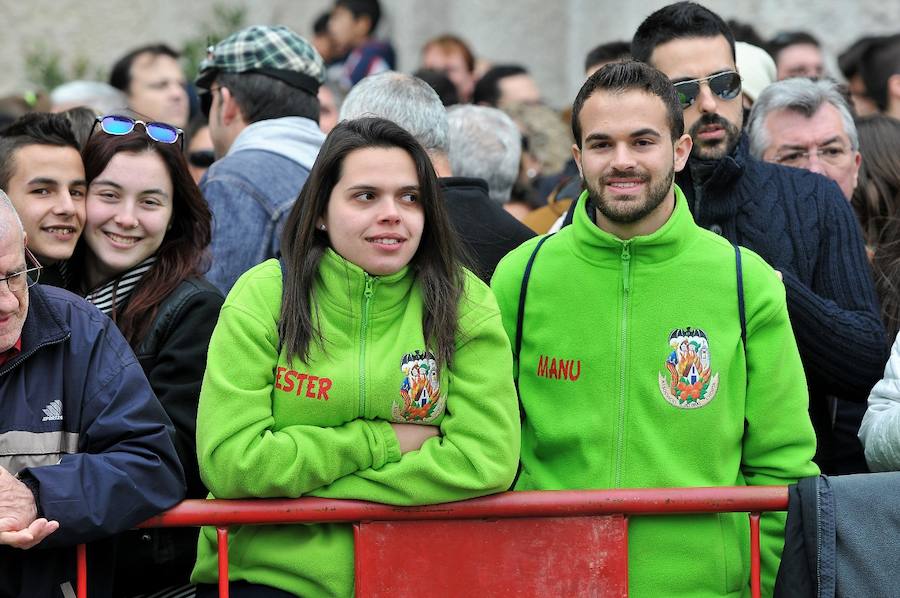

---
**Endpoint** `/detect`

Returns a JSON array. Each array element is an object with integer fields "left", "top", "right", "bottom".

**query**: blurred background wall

[{"left": 2, "top": 0, "right": 897, "bottom": 108}]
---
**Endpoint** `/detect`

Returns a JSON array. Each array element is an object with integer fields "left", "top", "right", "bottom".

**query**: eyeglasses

[
  {"left": 772, "top": 144, "right": 850, "bottom": 168},
  {"left": 89, "top": 115, "right": 184, "bottom": 148},
  {"left": 188, "top": 149, "right": 216, "bottom": 169},
  {"left": 0, "top": 247, "right": 42, "bottom": 294},
  {"left": 672, "top": 71, "right": 742, "bottom": 109},
  {"left": 198, "top": 85, "right": 221, "bottom": 119}
]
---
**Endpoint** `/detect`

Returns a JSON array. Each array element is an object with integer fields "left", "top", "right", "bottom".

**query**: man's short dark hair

[
  {"left": 413, "top": 68, "right": 459, "bottom": 106},
  {"left": 631, "top": 2, "right": 736, "bottom": 65},
  {"left": 839, "top": 36, "right": 885, "bottom": 80},
  {"left": 0, "top": 112, "right": 80, "bottom": 190},
  {"left": 335, "top": 0, "right": 381, "bottom": 35},
  {"left": 571, "top": 60, "right": 684, "bottom": 148},
  {"left": 860, "top": 34, "right": 900, "bottom": 111},
  {"left": 217, "top": 72, "right": 320, "bottom": 124},
  {"left": 472, "top": 64, "right": 529, "bottom": 107},
  {"left": 313, "top": 11, "right": 331, "bottom": 35},
  {"left": 767, "top": 31, "right": 820, "bottom": 61},
  {"left": 109, "top": 44, "right": 181, "bottom": 93},
  {"left": 584, "top": 41, "right": 632, "bottom": 72}
]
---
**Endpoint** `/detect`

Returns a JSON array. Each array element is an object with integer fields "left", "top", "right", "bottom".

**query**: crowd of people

[{"left": 1, "top": 0, "right": 900, "bottom": 596}]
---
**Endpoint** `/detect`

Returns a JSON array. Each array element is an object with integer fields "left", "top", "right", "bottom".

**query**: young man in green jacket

[{"left": 491, "top": 61, "right": 819, "bottom": 598}]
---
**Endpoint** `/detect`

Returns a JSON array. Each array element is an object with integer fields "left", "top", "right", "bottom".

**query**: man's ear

[
  {"left": 571, "top": 143, "right": 583, "bottom": 179},
  {"left": 673, "top": 133, "right": 693, "bottom": 172},
  {"left": 219, "top": 87, "right": 243, "bottom": 127},
  {"left": 888, "top": 73, "right": 900, "bottom": 104}
]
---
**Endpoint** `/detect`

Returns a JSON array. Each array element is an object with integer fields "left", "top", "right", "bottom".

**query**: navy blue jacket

[
  {"left": 0, "top": 283, "right": 185, "bottom": 598},
  {"left": 676, "top": 135, "right": 887, "bottom": 472}
]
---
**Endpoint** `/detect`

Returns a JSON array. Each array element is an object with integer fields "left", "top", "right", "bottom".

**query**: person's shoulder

[
  {"left": 747, "top": 158, "right": 844, "bottom": 206},
  {"left": 35, "top": 283, "right": 109, "bottom": 328},
  {"left": 223, "top": 260, "right": 283, "bottom": 313},
  {"left": 492, "top": 234, "right": 549, "bottom": 284}
]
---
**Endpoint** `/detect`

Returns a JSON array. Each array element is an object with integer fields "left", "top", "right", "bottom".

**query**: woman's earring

[{"left": 319, "top": 224, "right": 327, "bottom": 231}]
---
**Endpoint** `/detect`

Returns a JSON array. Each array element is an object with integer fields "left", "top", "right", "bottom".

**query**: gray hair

[
  {"left": 339, "top": 72, "right": 449, "bottom": 155},
  {"left": 0, "top": 189, "right": 25, "bottom": 238},
  {"left": 747, "top": 78, "right": 858, "bottom": 158},
  {"left": 50, "top": 80, "right": 127, "bottom": 115},
  {"left": 446, "top": 105, "right": 522, "bottom": 205}
]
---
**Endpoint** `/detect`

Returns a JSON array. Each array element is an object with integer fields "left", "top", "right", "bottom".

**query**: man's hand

[
  {"left": 389, "top": 423, "right": 440, "bottom": 454},
  {"left": 0, "top": 518, "right": 59, "bottom": 549},
  {"left": 0, "top": 467, "right": 39, "bottom": 535}
]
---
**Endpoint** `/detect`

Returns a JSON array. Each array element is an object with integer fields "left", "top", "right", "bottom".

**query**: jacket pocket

[{"left": 717, "top": 512, "right": 750, "bottom": 593}]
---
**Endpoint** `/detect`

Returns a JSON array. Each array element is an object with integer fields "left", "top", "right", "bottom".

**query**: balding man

[{"left": 0, "top": 192, "right": 184, "bottom": 597}]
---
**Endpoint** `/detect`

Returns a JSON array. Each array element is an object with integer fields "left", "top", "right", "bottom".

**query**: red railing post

[
  {"left": 217, "top": 527, "right": 229, "bottom": 598},
  {"left": 77, "top": 543, "right": 87, "bottom": 598},
  {"left": 749, "top": 512, "right": 762, "bottom": 598}
]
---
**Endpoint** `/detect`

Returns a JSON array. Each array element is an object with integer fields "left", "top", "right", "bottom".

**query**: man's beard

[
  {"left": 688, "top": 113, "right": 742, "bottom": 160},
  {"left": 586, "top": 165, "right": 675, "bottom": 225}
]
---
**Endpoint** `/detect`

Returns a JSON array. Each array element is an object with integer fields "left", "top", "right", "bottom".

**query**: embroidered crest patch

[
  {"left": 658, "top": 327, "right": 719, "bottom": 409},
  {"left": 392, "top": 350, "right": 445, "bottom": 423}
]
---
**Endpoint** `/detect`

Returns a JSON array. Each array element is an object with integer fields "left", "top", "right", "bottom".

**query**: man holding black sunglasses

[
  {"left": 195, "top": 25, "right": 326, "bottom": 293},
  {"left": 631, "top": 2, "right": 886, "bottom": 475}
]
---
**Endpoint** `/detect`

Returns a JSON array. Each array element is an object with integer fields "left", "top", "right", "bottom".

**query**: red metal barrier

[{"left": 76, "top": 486, "right": 789, "bottom": 598}]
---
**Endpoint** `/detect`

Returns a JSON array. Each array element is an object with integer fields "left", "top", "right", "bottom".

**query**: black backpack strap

[
  {"left": 510, "top": 234, "right": 553, "bottom": 490},
  {"left": 514, "top": 234, "right": 555, "bottom": 388},
  {"left": 733, "top": 243, "right": 747, "bottom": 349}
]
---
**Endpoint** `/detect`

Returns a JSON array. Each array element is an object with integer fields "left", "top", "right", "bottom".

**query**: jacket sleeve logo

[
  {"left": 658, "top": 327, "right": 718, "bottom": 409},
  {"left": 392, "top": 350, "right": 445, "bottom": 423}
]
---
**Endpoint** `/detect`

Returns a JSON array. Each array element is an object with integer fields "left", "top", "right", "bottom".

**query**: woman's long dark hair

[
  {"left": 279, "top": 117, "right": 464, "bottom": 367},
  {"left": 80, "top": 128, "right": 212, "bottom": 346},
  {"left": 852, "top": 115, "right": 900, "bottom": 339}
]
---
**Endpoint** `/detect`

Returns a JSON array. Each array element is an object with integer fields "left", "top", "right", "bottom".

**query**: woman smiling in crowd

[
  {"left": 74, "top": 116, "right": 224, "bottom": 596},
  {"left": 191, "top": 117, "right": 520, "bottom": 597}
]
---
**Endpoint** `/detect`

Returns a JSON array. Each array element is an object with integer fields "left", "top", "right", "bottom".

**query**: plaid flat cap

[{"left": 196, "top": 25, "right": 324, "bottom": 94}]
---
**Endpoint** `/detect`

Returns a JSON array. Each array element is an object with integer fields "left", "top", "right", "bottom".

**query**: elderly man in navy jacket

[{"left": 0, "top": 191, "right": 185, "bottom": 597}]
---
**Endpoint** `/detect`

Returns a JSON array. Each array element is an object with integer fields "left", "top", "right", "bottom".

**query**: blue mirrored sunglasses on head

[{"left": 91, "top": 115, "right": 184, "bottom": 147}]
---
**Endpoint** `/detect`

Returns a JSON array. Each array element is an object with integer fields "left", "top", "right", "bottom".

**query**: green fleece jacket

[
  {"left": 491, "top": 188, "right": 818, "bottom": 598},
  {"left": 192, "top": 250, "right": 520, "bottom": 597}
]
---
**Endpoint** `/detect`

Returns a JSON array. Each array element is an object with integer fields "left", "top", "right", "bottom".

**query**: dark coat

[
  {"left": 440, "top": 177, "right": 535, "bottom": 282},
  {"left": 0, "top": 284, "right": 185, "bottom": 598},
  {"left": 676, "top": 135, "right": 887, "bottom": 473},
  {"left": 113, "top": 276, "right": 224, "bottom": 596}
]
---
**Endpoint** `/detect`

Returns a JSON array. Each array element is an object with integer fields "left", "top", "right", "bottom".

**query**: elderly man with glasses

[
  {"left": 626, "top": 2, "right": 886, "bottom": 477},
  {"left": 747, "top": 78, "right": 861, "bottom": 200},
  {"left": 0, "top": 191, "right": 184, "bottom": 597}
]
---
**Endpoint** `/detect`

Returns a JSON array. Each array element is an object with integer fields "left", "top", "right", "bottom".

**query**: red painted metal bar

[
  {"left": 750, "top": 512, "right": 762, "bottom": 598},
  {"left": 75, "top": 487, "right": 788, "bottom": 597},
  {"left": 77, "top": 543, "right": 87, "bottom": 598},
  {"left": 138, "top": 486, "right": 789, "bottom": 528},
  {"left": 217, "top": 527, "right": 229, "bottom": 598}
]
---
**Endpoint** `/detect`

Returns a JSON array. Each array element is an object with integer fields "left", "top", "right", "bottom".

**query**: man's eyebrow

[
  {"left": 26, "top": 177, "right": 59, "bottom": 186},
  {"left": 631, "top": 128, "right": 662, "bottom": 139},
  {"left": 777, "top": 137, "right": 845, "bottom": 151}
]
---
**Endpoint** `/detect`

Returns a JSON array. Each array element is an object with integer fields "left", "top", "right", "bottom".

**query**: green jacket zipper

[
  {"left": 615, "top": 241, "right": 631, "bottom": 488},
  {"left": 359, "top": 275, "right": 374, "bottom": 417}
]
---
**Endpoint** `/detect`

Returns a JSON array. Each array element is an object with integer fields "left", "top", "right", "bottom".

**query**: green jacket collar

[
  {"left": 316, "top": 248, "right": 415, "bottom": 313},
  {"left": 568, "top": 184, "right": 698, "bottom": 267}
]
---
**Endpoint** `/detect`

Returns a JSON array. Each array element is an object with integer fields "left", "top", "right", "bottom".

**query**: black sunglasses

[
  {"left": 188, "top": 150, "right": 216, "bottom": 169},
  {"left": 672, "top": 71, "right": 742, "bottom": 109}
]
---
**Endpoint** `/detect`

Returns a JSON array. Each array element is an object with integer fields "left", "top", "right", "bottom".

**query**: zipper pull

[
  {"left": 621, "top": 243, "right": 631, "bottom": 294},
  {"left": 364, "top": 275, "right": 374, "bottom": 299}
]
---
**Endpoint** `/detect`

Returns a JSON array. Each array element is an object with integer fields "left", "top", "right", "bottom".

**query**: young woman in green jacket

[{"left": 193, "top": 117, "right": 521, "bottom": 597}]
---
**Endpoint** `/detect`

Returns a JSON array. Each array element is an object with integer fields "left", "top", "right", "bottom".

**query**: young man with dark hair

[
  {"left": 472, "top": 64, "right": 542, "bottom": 107},
  {"left": 767, "top": 31, "right": 825, "bottom": 80},
  {"left": 109, "top": 44, "right": 189, "bottom": 128},
  {"left": 195, "top": 25, "right": 326, "bottom": 293},
  {"left": 629, "top": 2, "right": 886, "bottom": 474},
  {"left": 0, "top": 112, "right": 85, "bottom": 286},
  {"left": 328, "top": 0, "right": 395, "bottom": 90},
  {"left": 584, "top": 40, "right": 631, "bottom": 77},
  {"left": 859, "top": 33, "right": 900, "bottom": 120},
  {"left": 492, "top": 60, "right": 817, "bottom": 598}
]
